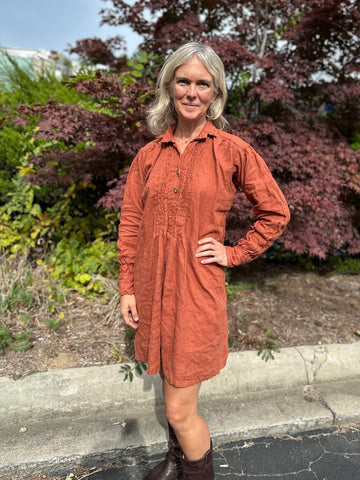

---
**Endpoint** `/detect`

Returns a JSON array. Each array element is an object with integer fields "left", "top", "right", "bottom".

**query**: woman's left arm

[
  {"left": 225, "top": 144, "right": 290, "bottom": 268},
  {"left": 196, "top": 142, "right": 290, "bottom": 268}
]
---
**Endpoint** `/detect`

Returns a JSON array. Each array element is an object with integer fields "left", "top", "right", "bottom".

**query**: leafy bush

[
  {"left": 0, "top": 127, "right": 32, "bottom": 202},
  {"left": 329, "top": 256, "right": 360, "bottom": 274},
  {"left": 350, "top": 133, "right": 360, "bottom": 152},
  {"left": 0, "top": 55, "right": 88, "bottom": 200},
  {"left": 0, "top": 57, "right": 152, "bottom": 293},
  {"left": 46, "top": 233, "right": 118, "bottom": 295},
  {"left": 0, "top": 180, "right": 43, "bottom": 254}
]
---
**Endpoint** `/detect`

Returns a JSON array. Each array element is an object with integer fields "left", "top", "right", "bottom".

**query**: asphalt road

[{"left": 64, "top": 426, "right": 360, "bottom": 480}]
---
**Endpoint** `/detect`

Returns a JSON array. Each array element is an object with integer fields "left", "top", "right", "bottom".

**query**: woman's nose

[{"left": 186, "top": 84, "right": 196, "bottom": 98}]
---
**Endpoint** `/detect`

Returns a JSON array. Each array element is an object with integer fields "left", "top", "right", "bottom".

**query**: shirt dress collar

[{"left": 158, "top": 120, "right": 218, "bottom": 145}]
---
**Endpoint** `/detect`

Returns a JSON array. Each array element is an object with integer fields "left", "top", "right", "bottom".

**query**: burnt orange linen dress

[{"left": 117, "top": 121, "right": 290, "bottom": 387}]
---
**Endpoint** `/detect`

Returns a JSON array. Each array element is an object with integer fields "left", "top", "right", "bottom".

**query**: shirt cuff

[
  {"left": 119, "top": 269, "right": 135, "bottom": 296},
  {"left": 225, "top": 245, "right": 250, "bottom": 268}
]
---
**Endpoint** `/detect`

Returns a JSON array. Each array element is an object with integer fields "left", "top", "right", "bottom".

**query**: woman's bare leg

[{"left": 163, "top": 377, "right": 211, "bottom": 461}]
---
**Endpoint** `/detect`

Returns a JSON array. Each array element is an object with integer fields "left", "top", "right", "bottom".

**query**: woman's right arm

[
  {"left": 120, "top": 294, "right": 139, "bottom": 330},
  {"left": 117, "top": 153, "right": 144, "bottom": 326}
]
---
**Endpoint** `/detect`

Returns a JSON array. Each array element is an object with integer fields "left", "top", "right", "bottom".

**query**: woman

[{"left": 118, "top": 42, "right": 290, "bottom": 480}]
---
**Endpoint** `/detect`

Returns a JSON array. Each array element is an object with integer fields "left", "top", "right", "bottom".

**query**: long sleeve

[
  {"left": 225, "top": 144, "right": 290, "bottom": 267},
  {"left": 117, "top": 153, "right": 144, "bottom": 295}
]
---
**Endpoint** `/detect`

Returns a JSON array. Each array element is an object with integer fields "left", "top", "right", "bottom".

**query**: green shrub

[
  {"left": 0, "top": 127, "right": 31, "bottom": 202},
  {"left": 0, "top": 171, "right": 118, "bottom": 252},
  {"left": 0, "top": 56, "right": 90, "bottom": 204},
  {"left": 46, "top": 233, "right": 118, "bottom": 295},
  {"left": 0, "top": 180, "right": 42, "bottom": 254},
  {"left": 350, "top": 132, "right": 360, "bottom": 152},
  {"left": 329, "top": 256, "right": 360, "bottom": 274}
]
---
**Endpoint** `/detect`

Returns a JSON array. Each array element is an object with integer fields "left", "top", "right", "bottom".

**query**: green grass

[{"left": 225, "top": 281, "right": 258, "bottom": 300}]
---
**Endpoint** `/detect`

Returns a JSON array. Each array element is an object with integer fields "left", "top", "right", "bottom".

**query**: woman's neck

[{"left": 174, "top": 119, "right": 207, "bottom": 142}]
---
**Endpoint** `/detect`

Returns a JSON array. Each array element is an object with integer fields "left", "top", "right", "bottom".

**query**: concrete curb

[{"left": 1, "top": 342, "right": 359, "bottom": 479}]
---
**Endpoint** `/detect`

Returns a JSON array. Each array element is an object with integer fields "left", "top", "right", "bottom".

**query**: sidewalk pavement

[{"left": 0, "top": 342, "right": 359, "bottom": 480}]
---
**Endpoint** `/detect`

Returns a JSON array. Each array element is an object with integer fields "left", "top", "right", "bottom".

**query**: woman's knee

[
  {"left": 163, "top": 379, "right": 201, "bottom": 430},
  {"left": 165, "top": 404, "right": 191, "bottom": 431},
  {"left": 165, "top": 397, "right": 201, "bottom": 432}
]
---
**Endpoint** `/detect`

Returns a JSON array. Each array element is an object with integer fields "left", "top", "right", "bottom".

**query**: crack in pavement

[
  {"left": 214, "top": 429, "right": 360, "bottom": 479},
  {"left": 295, "top": 346, "right": 329, "bottom": 385},
  {"left": 295, "top": 346, "right": 338, "bottom": 424},
  {"left": 303, "top": 384, "right": 336, "bottom": 423},
  {"left": 214, "top": 436, "right": 318, "bottom": 478}
]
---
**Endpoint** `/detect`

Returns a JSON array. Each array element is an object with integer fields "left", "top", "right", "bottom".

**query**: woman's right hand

[{"left": 120, "top": 294, "right": 139, "bottom": 330}]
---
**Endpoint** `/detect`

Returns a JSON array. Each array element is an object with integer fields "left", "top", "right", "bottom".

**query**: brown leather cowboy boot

[
  {"left": 180, "top": 441, "right": 214, "bottom": 480},
  {"left": 144, "top": 423, "right": 182, "bottom": 480}
]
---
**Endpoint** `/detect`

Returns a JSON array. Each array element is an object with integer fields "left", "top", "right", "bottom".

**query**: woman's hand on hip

[
  {"left": 196, "top": 237, "right": 228, "bottom": 267},
  {"left": 120, "top": 294, "right": 139, "bottom": 330}
]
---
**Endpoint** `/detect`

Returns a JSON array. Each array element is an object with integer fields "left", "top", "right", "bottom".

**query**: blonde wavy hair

[{"left": 147, "top": 42, "right": 228, "bottom": 135}]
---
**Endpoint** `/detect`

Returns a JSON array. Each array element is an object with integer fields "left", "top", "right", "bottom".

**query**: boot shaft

[
  {"left": 143, "top": 423, "right": 182, "bottom": 480},
  {"left": 180, "top": 441, "right": 214, "bottom": 480}
]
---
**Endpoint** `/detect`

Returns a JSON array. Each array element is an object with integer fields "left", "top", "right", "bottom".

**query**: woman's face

[{"left": 171, "top": 55, "right": 216, "bottom": 126}]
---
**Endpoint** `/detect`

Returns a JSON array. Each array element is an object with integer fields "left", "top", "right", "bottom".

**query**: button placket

[{"left": 173, "top": 167, "right": 180, "bottom": 193}]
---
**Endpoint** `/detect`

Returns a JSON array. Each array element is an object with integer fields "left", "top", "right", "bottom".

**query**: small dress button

[
  {"left": 173, "top": 188, "right": 178, "bottom": 193},
  {"left": 176, "top": 170, "right": 180, "bottom": 175}
]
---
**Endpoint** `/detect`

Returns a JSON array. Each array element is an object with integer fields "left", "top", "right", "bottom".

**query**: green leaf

[{"left": 75, "top": 273, "right": 91, "bottom": 285}]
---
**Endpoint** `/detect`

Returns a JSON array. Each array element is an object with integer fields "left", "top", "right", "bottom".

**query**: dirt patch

[
  {"left": 1, "top": 260, "right": 359, "bottom": 380},
  {"left": 227, "top": 261, "right": 360, "bottom": 353}
]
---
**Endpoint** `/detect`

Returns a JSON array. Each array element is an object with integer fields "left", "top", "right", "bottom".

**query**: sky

[{"left": 0, "top": 0, "right": 142, "bottom": 57}]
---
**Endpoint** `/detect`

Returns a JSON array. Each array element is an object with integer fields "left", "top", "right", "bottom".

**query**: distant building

[{"left": 0, "top": 46, "right": 75, "bottom": 85}]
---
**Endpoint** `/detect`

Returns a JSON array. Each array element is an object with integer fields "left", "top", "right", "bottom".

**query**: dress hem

[{"left": 136, "top": 355, "right": 227, "bottom": 388}]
